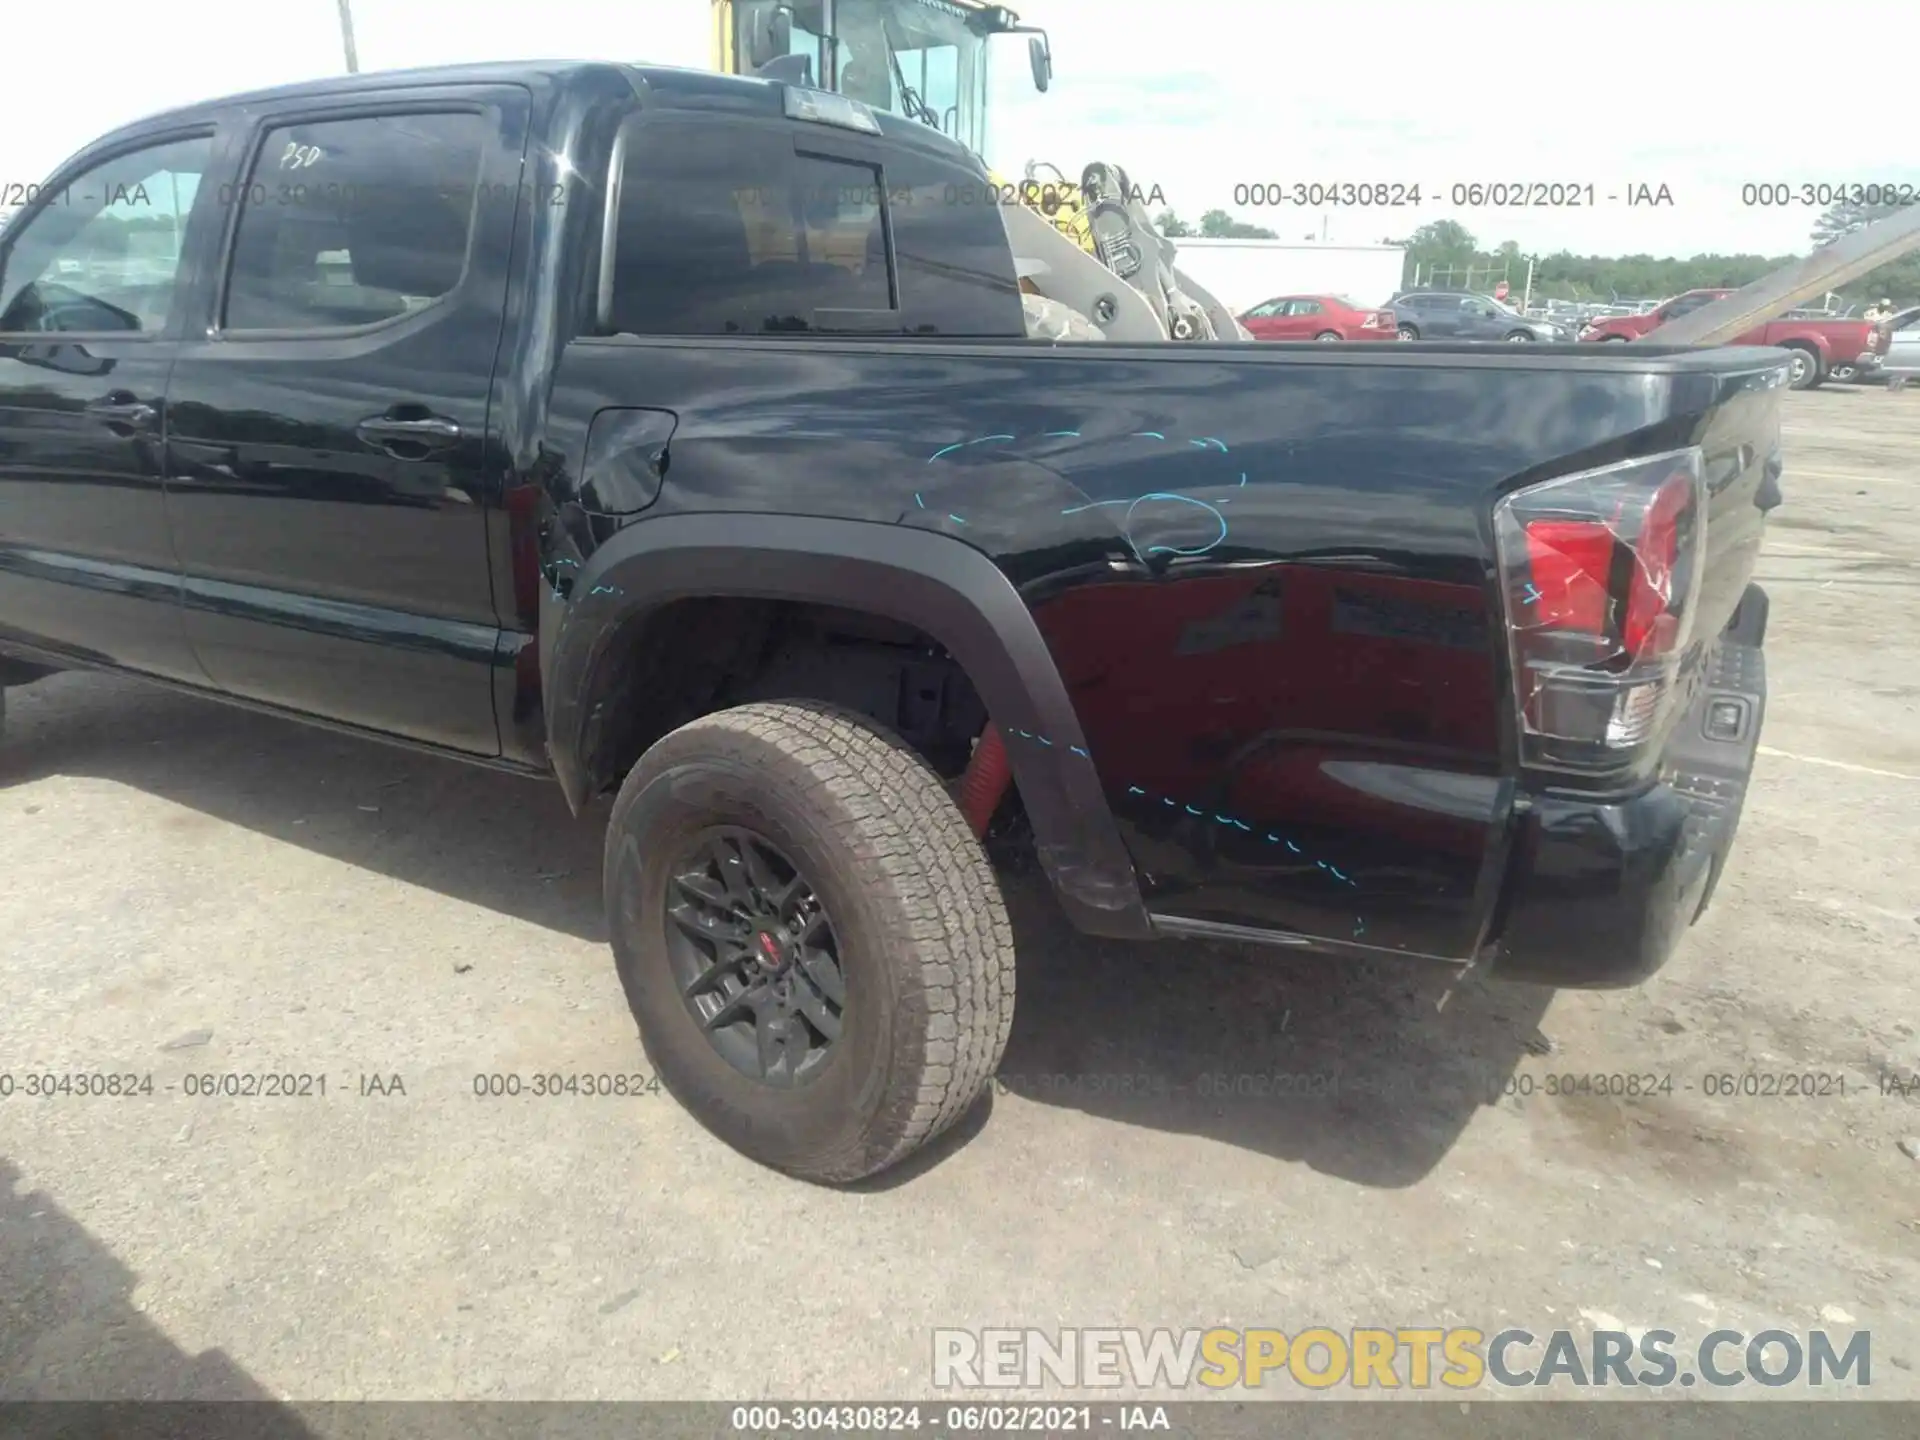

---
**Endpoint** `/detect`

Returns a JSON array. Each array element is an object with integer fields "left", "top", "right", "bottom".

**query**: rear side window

[
  {"left": 610, "top": 117, "right": 890, "bottom": 336},
  {"left": 880, "top": 147, "right": 1022, "bottom": 336},
  {"left": 608, "top": 117, "right": 1021, "bottom": 338},
  {"left": 222, "top": 111, "right": 487, "bottom": 332}
]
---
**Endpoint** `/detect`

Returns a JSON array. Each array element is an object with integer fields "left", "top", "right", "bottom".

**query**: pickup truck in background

[
  {"left": 0, "top": 61, "right": 1782, "bottom": 1183},
  {"left": 1579, "top": 287, "right": 1887, "bottom": 389}
]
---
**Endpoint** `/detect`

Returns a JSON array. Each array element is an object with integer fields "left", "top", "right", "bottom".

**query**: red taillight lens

[
  {"left": 1523, "top": 519, "right": 1613, "bottom": 635},
  {"left": 1494, "top": 449, "right": 1707, "bottom": 773},
  {"left": 1622, "top": 472, "right": 1691, "bottom": 658}
]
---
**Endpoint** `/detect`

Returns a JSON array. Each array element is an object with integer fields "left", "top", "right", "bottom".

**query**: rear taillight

[
  {"left": 1374, "top": 311, "right": 1395, "bottom": 329},
  {"left": 1494, "top": 448, "right": 1707, "bottom": 773}
]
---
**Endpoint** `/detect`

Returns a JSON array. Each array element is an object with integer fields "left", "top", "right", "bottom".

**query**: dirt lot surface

[{"left": 3, "top": 389, "right": 1918, "bottom": 1412}]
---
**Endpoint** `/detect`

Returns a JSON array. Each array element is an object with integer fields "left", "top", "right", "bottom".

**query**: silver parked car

[
  {"left": 1388, "top": 291, "right": 1573, "bottom": 342},
  {"left": 1883, "top": 306, "right": 1920, "bottom": 391}
]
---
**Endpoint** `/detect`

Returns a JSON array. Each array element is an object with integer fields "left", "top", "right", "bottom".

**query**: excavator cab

[
  {"left": 720, "top": 0, "right": 1049, "bottom": 159},
  {"left": 710, "top": 1, "right": 1245, "bottom": 344}
]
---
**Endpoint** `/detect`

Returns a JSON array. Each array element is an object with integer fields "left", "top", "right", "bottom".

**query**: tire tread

[{"left": 610, "top": 699, "right": 1014, "bottom": 1182}]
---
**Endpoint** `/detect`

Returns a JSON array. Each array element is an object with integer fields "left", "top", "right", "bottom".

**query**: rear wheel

[
  {"left": 603, "top": 699, "right": 1014, "bottom": 1183},
  {"left": 1783, "top": 344, "right": 1824, "bottom": 390},
  {"left": 1314, "top": 330, "right": 1342, "bottom": 342},
  {"left": 1599, "top": 335, "right": 1631, "bottom": 343}
]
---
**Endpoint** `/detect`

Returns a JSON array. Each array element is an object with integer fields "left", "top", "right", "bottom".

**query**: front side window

[
  {"left": 222, "top": 111, "right": 486, "bottom": 332},
  {"left": 1291, "top": 299, "right": 1323, "bottom": 316},
  {"left": 0, "top": 134, "right": 210, "bottom": 336},
  {"left": 610, "top": 118, "right": 890, "bottom": 336},
  {"left": 1661, "top": 292, "right": 1716, "bottom": 320}
]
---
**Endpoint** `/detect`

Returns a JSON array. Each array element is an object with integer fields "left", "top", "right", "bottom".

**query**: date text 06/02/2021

[
  {"left": 1228, "top": 181, "right": 1675, "bottom": 208},
  {"left": 728, "top": 1405, "right": 1168, "bottom": 1433}
]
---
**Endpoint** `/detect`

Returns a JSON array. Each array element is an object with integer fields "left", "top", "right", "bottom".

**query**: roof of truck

[
  {"left": 101, "top": 60, "right": 752, "bottom": 127},
  {"left": 68, "top": 59, "right": 978, "bottom": 173}
]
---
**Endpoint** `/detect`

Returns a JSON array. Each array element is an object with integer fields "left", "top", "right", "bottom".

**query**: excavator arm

[{"left": 989, "top": 160, "right": 1252, "bottom": 343}]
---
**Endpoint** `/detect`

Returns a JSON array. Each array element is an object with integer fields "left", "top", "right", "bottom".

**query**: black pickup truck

[{"left": 0, "top": 61, "right": 1781, "bottom": 1182}]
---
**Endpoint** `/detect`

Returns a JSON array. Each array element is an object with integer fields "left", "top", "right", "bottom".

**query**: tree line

[{"left": 1153, "top": 200, "right": 1920, "bottom": 307}]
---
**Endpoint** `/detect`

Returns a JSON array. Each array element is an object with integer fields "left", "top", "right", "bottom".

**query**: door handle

[
  {"left": 356, "top": 412, "right": 462, "bottom": 455},
  {"left": 86, "top": 393, "right": 157, "bottom": 432}
]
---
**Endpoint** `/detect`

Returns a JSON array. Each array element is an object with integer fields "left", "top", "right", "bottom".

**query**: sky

[{"left": 4, "top": 0, "right": 1915, "bottom": 260}]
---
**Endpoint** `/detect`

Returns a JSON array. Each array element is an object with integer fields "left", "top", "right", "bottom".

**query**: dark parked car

[
  {"left": 0, "top": 60, "right": 1782, "bottom": 1182},
  {"left": 1390, "top": 290, "right": 1571, "bottom": 342}
]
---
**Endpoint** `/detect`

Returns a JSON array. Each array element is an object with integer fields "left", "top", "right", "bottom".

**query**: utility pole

[{"left": 335, "top": 0, "right": 360, "bottom": 73}]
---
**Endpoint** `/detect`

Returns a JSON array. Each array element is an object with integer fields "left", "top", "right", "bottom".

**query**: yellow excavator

[{"left": 705, "top": 0, "right": 1249, "bottom": 342}]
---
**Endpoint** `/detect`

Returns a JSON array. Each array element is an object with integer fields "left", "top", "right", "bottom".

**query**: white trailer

[{"left": 1163, "top": 240, "right": 1409, "bottom": 317}]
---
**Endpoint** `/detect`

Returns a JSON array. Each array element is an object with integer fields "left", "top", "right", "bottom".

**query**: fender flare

[{"left": 542, "top": 512, "right": 1153, "bottom": 939}]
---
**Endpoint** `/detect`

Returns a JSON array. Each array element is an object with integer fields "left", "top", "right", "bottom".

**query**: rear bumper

[{"left": 1486, "top": 585, "right": 1769, "bottom": 988}]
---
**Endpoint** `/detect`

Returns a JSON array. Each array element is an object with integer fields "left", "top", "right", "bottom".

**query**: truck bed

[{"left": 548, "top": 334, "right": 1786, "bottom": 968}]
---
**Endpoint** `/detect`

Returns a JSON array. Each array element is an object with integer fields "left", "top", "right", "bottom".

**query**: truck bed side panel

[{"left": 549, "top": 340, "right": 1777, "bottom": 959}]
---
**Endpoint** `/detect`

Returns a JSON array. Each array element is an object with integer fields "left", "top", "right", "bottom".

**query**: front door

[
  {"left": 0, "top": 130, "right": 215, "bottom": 680},
  {"left": 163, "top": 89, "right": 530, "bottom": 753}
]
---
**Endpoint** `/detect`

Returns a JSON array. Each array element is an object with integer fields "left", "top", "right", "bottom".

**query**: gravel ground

[{"left": 2, "top": 388, "right": 1917, "bottom": 1410}]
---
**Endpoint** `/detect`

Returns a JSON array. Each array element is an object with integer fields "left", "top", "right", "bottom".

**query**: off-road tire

[{"left": 603, "top": 699, "right": 1014, "bottom": 1183}]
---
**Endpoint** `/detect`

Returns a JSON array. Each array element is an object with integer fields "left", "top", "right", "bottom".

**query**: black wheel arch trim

[{"left": 542, "top": 512, "right": 1154, "bottom": 940}]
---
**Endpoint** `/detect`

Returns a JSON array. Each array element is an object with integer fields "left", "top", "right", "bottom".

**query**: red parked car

[
  {"left": 1578, "top": 289, "right": 1888, "bottom": 390},
  {"left": 1239, "top": 294, "right": 1399, "bottom": 342}
]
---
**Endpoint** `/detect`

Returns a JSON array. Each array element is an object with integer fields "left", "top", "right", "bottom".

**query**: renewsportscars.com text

[{"left": 932, "top": 1327, "right": 1871, "bottom": 1391}]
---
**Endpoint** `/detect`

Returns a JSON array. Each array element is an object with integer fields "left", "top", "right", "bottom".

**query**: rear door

[
  {"left": 163, "top": 86, "right": 530, "bottom": 753},
  {"left": 0, "top": 129, "right": 219, "bottom": 680},
  {"left": 1416, "top": 294, "right": 1463, "bottom": 337}
]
